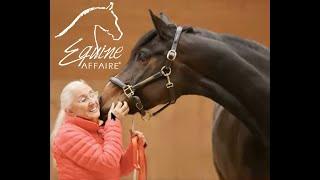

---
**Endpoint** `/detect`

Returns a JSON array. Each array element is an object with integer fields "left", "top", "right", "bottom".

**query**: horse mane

[
  {"left": 132, "top": 27, "right": 270, "bottom": 60},
  {"left": 193, "top": 28, "right": 269, "bottom": 58},
  {"left": 132, "top": 27, "right": 192, "bottom": 53},
  {"left": 220, "top": 34, "right": 269, "bottom": 57}
]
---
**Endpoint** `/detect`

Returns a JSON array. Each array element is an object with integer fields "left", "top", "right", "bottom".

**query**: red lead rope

[
  {"left": 131, "top": 135, "right": 147, "bottom": 180},
  {"left": 131, "top": 118, "right": 147, "bottom": 180}
]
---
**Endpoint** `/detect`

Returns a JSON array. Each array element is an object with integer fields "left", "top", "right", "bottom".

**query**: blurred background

[{"left": 50, "top": 0, "right": 269, "bottom": 179}]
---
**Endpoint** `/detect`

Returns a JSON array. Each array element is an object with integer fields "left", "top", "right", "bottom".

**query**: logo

[{"left": 55, "top": 1, "right": 123, "bottom": 70}]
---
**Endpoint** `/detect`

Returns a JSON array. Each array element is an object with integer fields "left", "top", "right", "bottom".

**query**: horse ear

[
  {"left": 107, "top": 2, "right": 113, "bottom": 10},
  {"left": 159, "top": 12, "right": 173, "bottom": 25},
  {"left": 149, "top": 9, "right": 172, "bottom": 40}
]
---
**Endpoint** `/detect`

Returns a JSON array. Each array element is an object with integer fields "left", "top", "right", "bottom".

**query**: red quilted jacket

[{"left": 53, "top": 115, "right": 135, "bottom": 180}]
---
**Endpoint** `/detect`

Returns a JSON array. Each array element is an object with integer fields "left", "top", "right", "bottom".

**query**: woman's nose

[{"left": 88, "top": 98, "right": 98, "bottom": 105}]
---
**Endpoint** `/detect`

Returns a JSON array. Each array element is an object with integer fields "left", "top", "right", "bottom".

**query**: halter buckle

[
  {"left": 161, "top": 66, "right": 171, "bottom": 76},
  {"left": 123, "top": 85, "right": 134, "bottom": 98},
  {"left": 136, "top": 102, "right": 144, "bottom": 110},
  {"left": 166, "top": 50, "right": 177, "bottom": 61}
]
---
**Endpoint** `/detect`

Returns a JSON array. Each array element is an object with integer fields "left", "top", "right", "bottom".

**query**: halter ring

[{"left": 161, "top": 66, "right": 171, "bottom": 76}]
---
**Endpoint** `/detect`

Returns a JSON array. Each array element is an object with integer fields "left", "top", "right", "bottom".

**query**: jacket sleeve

[
  {"left": 120, "top": 142, "right": 135, "bottom": 176},
  {"left": 54, "top": 119, "right": 123, "bottom": 172}
]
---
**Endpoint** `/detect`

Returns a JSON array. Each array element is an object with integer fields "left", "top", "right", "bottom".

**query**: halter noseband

[{"left": 109, "top": 26, "right": 183, "bottom": 121}]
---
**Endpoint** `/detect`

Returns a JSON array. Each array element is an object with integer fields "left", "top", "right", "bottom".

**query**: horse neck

[{"left": 177, "top": 33, "right": 269, "bottom": 143}]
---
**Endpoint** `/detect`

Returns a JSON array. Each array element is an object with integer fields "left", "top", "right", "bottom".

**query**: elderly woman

[{"left": 51, "top": 80, "right": 146, "bottom": 180}]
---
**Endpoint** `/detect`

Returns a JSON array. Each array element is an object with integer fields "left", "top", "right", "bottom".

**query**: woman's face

[{"left": 67, "top": 83, "right": 100, "bottom": 121}]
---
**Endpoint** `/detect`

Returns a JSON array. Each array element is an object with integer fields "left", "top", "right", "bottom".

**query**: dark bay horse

[{"left": 100, "top": 11, "right": 269, "bottom": 180}]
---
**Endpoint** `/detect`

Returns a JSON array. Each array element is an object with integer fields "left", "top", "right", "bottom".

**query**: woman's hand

[
  {"left": 130, "top": 130, "right": 147, "bottom": 148},
  {"left": 108, "top": 101, "right": 129, "bottom": 121}
]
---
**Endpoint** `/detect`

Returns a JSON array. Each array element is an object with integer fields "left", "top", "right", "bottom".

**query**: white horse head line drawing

[{"left": 55, "top": 2, "right": 123, "bottom": 41}]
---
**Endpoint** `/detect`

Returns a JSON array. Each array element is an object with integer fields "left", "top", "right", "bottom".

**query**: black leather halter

[{"left": 109, "top": 26, "right": 183, "bottom": 121}]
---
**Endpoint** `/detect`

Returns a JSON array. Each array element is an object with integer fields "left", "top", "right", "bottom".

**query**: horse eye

[{"left": 137, "top": 52, "right": 148, "bottom": 63}]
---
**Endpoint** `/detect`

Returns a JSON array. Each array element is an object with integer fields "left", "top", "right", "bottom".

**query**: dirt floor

[{"left": 50, "top": 0, "right": 269, "bottom": 179}]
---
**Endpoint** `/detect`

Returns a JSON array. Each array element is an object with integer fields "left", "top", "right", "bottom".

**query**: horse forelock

[{"left": 132, "top": 29, "right": 157, "bottom": 53}]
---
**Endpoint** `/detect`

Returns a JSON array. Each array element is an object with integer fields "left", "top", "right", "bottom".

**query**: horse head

[
  {"left": 100, "top": 10, "right": 195, "bottom": 120},
  {"left": 55, "top": 1, "right": 123, "bottom": 41},
  {"left": 100, "top": 10, "right": 269, "bottom": 147}
]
